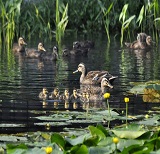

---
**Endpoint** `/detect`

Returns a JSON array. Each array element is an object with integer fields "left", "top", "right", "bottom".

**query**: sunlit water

[{"left": 0, "top": 33, "right": 160, "bottom": 133}]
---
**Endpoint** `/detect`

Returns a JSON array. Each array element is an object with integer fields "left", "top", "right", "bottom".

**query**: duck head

[
  {"left": 73, "top": 41, "right": 81, "bottom": 49},
  {"left": 73, "top": 63, "right": 86, "bottom": 74},
  {"left": 101, "top": 78, "right": 113, "bottom": 89},
  {"left": 38, "top": 43, "right": 46, "bottom": 52},
  {"left": 18, "top": 37, "right": 27, "bottom": 46},
  {"left": 53, "top": 46, "right": 59, "bottom": 58}
]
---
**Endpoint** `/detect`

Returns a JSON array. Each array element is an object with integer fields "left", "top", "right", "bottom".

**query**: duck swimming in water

[
  {"left": 125, "top": 33, "right": 153, "bottom": 50},
  {"left": 73, "top": 63, "right": 118, "bottom": 85},
  {"left": 25, "top": 42, "right": 46, "bottom": 58},
  {"left": 42, "top": 46, "right": 59, "bottom": 61},
  {"left": 12, "top": 37, "right": 27, "bottom": 54},
  {"left": 39, "top": 87, "right": 49, "bottom": 100}
]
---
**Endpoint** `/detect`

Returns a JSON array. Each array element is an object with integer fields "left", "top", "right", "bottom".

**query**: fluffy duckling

[
  {"left": 49, "top": 87, "right": 60, "bottom": 100},
  {"left": 25, "top": 42, "right": 46, "bottom": 58},
  {"left": 12, "top": 37, "right": 27, "bottom": 54},
  {"left": 70, "top": 88, "right": 81, "bottom": 103},
  {"left": 42, "top": 46, "right": 58, "bottom": 61},
  {"left": 59, "top": 88, "right": 70, "bottom": 103},
  {"left": 73, "top": 63, "right": 117, "bottom": 85},
  {"left": 39, "top": 87, "right": 49, "bottom": 100}
]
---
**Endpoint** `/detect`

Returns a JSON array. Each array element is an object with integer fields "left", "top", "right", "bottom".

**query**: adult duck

[
  {"left": 73, "top": 40, "right": 95, "bottom": 49},
  {"left": 25, "top": 42, "right": 46, "bottom": 58},
  {"left": 73, "top": 63, "right": 118, "bottom": 85},
  {"left": 42, "top": 46, "right": 58, "bottom": 61},
  {"left": 62, "top": 45, "right": 89, "bottom": 57},
  {"left": 125, "top": 34, "right": 153, "bottom": 50},
  {"left": 12, "top": 37, "right": 27, "bottom": 54}
]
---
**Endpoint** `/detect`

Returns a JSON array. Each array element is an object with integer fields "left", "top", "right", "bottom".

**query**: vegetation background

[{"left": 0, "top": 0, "right": 160, "bottom": 47}]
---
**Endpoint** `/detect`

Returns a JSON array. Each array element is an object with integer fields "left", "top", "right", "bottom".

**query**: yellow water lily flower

[
  {"left": 103, "top": 93, "right": 110, "bottom": 99},
  {"left": 124, "top": 97, "right": 129, "bottom": 103},
  {"left": 112, "top": 137, "right": 119, "bottom": 144},
  {"left": 45, "top": 146, "right": 53, "bottom": 154}
]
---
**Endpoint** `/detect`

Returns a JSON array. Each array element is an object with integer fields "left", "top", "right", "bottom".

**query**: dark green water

[{"left": 0, "top": 33, "right": 160, "bottom": 133}]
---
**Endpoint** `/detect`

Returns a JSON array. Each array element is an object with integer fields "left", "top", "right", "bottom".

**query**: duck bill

[
  {"left": 42, "top": 47, "right": 46, "bottom": 52},
  {"left": 23, "top": 41, "right": 27, "bottom": 45},
  {"left": 73, "top": 70, "right": 78, "bottom": 74}
]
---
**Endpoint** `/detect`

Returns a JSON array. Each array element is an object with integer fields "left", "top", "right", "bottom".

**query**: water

[{"left": 0, "top": 33, "right": 160, "bottom": 133}]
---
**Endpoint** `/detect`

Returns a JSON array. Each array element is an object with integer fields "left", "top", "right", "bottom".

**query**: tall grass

[
  {"left": 0, "top": 0, "right": 23, "bottom": 49},
  {"left": 55, "top": 0, "right": 68, "bottom": 46},
  {"left": 119, "top": 4, "right": 135, "bottom": 46}
]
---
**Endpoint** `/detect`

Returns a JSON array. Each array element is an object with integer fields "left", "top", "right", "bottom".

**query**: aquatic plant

[
  {"left": 124, "top": 97, "right": 130, "bottom": 126},
  {"left": 55, "top": 0, "right": 68, "bottom": 47},
  {"left": 119, "top": 4, "right": 135, "bottom": 46},
  {"left": 103, "top": 92, "right": 111, "bottom": 117}
]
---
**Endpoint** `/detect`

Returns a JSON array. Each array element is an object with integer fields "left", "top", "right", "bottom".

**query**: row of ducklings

[
  {"left": 124, "top": 32, "right": 154, "bottom": 50},
  {"left": 12, "top": 37, "right": 95, "bottom": 60},
  {"left": 39, "top": 78, "right": 111, "bottom": 104}
]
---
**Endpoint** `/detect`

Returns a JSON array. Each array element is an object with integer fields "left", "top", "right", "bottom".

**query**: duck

[
  {"left": 42, "top": 46, "right": 58, "bottom": 61},
  {"left": 88, "top": 78, "right": 113, "bottom": 95},
  {"left": 39, "top": 87, "right": 49, "bottom": 100},
  {"left": 125, "top": 33, "right": 153, "bottom": 50},
  {"left": 73, "top": 63, "right": 118, "bottom": 85},
  {"left": 12, "top": 37, "right": 27, "bottom": 54},
  {"left": 62, "top": 45, "right": 89, "bottom": 57},
  {"left": 49, "top": 87, "right": 60, "bottom": 100},
  {"left": 70, "top": 88, "right": 81, "bottom": 103},
  {"left": 59, "top": 88, "right": 70, "bottom": 103},
  {"left": 73, "top": 40, "right": 95, "bottom": 49},
  {"left": 25, "top": 42, "right": 46, "bottom": 58}
]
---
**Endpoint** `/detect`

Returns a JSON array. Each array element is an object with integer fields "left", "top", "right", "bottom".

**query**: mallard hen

[{"left": 73, "top": 63, "right": 118, "bottom": 85}]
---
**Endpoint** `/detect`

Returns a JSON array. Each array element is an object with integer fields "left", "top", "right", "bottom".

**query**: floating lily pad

[
  {"left": 0, "top": 124, "right": 25, "bottom": 127},
  {"left": 34, "top": 121, "right": 70, "bottom": 126}
]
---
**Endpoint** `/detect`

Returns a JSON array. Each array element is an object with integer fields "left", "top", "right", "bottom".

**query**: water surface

[{"left": 0, "top": 33, "right": 160, "bottom": 133}]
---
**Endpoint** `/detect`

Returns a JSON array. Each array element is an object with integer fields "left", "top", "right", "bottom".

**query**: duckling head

[
  {"left": 43, "top": 87, "right": 48, "bottom": 94},
  {"left": 53, "top": 46, "right": 59, "bottom": 58}
]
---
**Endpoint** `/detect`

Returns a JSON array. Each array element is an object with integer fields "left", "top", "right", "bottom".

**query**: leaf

[
  {"left": 112, "top": 130, "right": 147, "bottom": 139},
  {"left": 51, "top": 133, "right": 65, "bottom": 150},
  {"left": 75, "top": 145, "right": 88, "bottom": 154},
  {"left": 88, "top": 126, "right": 106, "bottom": 140},
  {"left": 65, "top": 135, "right": 86, "bottom": 146}
]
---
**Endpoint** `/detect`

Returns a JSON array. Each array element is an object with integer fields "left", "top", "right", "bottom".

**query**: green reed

[
  {"left": 0, "top": 0, "right": 23, "bottom": 49},
  {"left": 55, "top": 0, "right": 68, "bottom": 47},
  {"left": 98, "top": 0, "right": 113, "bottom": 43},
  {"left": 119, "top": 4, "right": 135, "bottom": 46}
]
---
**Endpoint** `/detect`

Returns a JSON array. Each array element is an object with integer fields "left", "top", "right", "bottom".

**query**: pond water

[{"left": 0, "top": 33, "right": 160, "bottom": 133}]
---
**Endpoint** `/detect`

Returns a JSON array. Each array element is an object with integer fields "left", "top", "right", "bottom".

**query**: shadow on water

[{"left": 0, "top": 33, "right": 160, "bottom": 133}]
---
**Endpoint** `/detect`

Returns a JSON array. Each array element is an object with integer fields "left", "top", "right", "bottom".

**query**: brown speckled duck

[
  {"left": 125, "top": 33, "right": 153, "bottom": 50},
  {"left": 25, "top": 42, "right": 46, "bottom": 58},
  {"left": 73, "top": 63, "right": 118, "bottom": 85},
  {"left": 12, "top": 37, "right": 27, "bottom": 54}
]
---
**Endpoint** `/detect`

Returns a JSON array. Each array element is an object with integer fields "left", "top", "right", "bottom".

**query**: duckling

[
  {"left": 70, "top": 88, "right": 81, "bottom": 103},
  {"left": 25, "top": 42, "right": 46, "bottom": 58},
  {"left": 137, "top": 33, "right": 148, "bottom": 42},
  {"left": 12, "top": 37, "right": 27, "bottom": 54},
  {"left": 42, "top": 46, "right": 58, "bottom": 61},
  {"left": 39, "top": 87, "right": 49, "bottom": 100},
  {"left": 49, "top": 87, "right": 60, "bottom": 100},
  {"left": 73, "top": 63, "right": 117, "bottom": 85},
  {"left": 59, "top": 88, "right": 70, "bottom": 103}
]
